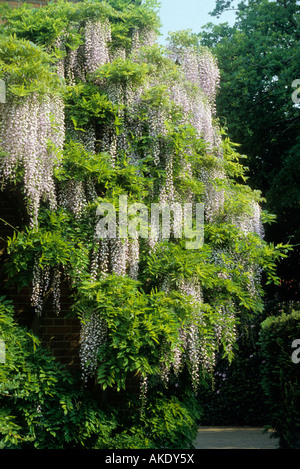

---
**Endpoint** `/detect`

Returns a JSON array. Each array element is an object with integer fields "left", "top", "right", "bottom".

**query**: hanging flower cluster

[
  {"left": 159, "top": 276, "right": 214, "bottom": 391},
  {"left": 168, "top": 45, "right": 220, "bottom": 103},
  {"left": 167, "top": 45, "right": 220, "bottom": 147},
  {"left": 236, "top": 200, "right": 265, "bottom": 238},
  {"left": 91, "top": 236, "right": 140, "bottom": 282},
  {"left": 31, "top": 257, "right": 62, "bottom": 317},
  {"left": 85, "top": 19, "right": 112, "bottom": 74},
  {"left": 0, "top": 93, "right": 64, "bottom": 226},
  {"left": 199, "top": 167, "right": 226, "bottom": 223},
  {"left": 178, "top": 279, "right": 205, "bottom": 390},
  {"left": 74, "top": 26, "right": 264, "bottom": 387},
  {"left": 80, "top": 312, "right": 107, "bottom": 384},
  {"left": 58, "top": 180, "right": 88, "bottom": 218},
  {"left": 131, "top": 28, "right": 157, "bottom": 55},
  {"left": 57, "top": 19, "right": 112, "bottom": 86},
  {"left": 31, "top": 257, "right": 51, "bottom": 317}
]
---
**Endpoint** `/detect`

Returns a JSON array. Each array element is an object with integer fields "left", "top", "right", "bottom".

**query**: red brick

[{"left": 46, "top": 326, "right": 70, "bottom": 334}]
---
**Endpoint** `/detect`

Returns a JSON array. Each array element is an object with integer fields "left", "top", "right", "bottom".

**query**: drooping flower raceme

[
  {"left": 80, "top": 312, "right": 107, "bottom": 384},
  {"left": 0, "top": 93, "right": 64, "bottom": 226}
]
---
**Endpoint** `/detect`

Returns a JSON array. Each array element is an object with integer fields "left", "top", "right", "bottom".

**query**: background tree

[{"left": 200, "top": 0, "right": 300, "bottom": 304}]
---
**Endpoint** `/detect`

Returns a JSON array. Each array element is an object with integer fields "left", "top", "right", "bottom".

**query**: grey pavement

[{"left": 194, "top": 426, "right": 279, "bottom": 449}]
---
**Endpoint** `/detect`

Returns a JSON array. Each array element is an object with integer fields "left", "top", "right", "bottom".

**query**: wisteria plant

[{"left": 0, "top": 0, "right": 291, "bottom": 448}]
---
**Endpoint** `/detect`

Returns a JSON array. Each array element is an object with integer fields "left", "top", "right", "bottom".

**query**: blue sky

[{"left": 157, "top": 0, "right": 237, "bottom": 43}]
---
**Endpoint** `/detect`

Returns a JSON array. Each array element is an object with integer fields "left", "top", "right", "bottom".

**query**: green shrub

[
  {"left": 0, "top": 296, "right": 116, "bottom": 449},
  {"left": 259, "top": 310, "right": 300, "bottom": 449}
]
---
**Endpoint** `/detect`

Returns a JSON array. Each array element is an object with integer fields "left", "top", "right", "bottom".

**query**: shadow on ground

[{"left": 194, "top": 427, "right": 279, "bottom": 449}]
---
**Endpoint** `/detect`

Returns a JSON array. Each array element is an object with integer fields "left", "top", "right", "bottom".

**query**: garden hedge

[{"left": 259, "top": 310, "right": 300, "bottom": 449}]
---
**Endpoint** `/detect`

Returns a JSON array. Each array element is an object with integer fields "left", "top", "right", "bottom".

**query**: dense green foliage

[
  {"left": 259, "top": 310, "right": 300, "bottom": 449},
  {"left": 198, "top": 324, "right": 268, "bottom": 426},
  {"left": 0, "top": 0, "right": 207, "bottom": 448},
  {"left": 0, "top": 0, "right": 161, "bottom": 49},
  {"left": 0, "top": 0, "right": 294, "bottom": 449},
  {"left": 0, "top": 296, "right": 116, "bottom": 448},
  {"left": 199, "top": 0, "right": 300, "bottom": 298},
  {"left": 0, "top": 296, "right": 200, "bottom": 448},
  {"left": 0, "top": 35, "right": 61, "bottom": 98}
]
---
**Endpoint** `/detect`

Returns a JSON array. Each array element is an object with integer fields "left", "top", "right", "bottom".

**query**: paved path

[{"left": 194, "top": 426, "right": 279, "bottom": 449}]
